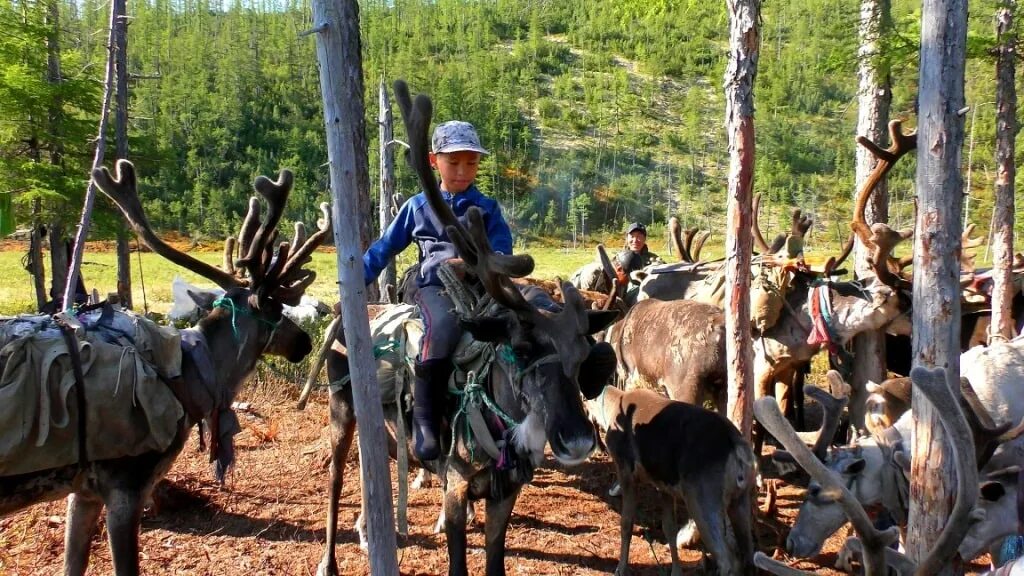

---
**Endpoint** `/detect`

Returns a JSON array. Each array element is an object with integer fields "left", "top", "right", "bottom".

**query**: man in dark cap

[{"left": 611, "top": 222, "right": 661, "bottom": 305}]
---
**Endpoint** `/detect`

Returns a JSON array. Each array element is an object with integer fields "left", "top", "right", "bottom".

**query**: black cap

[{"left": 626, "top": 222, "right": 647, "bottom": 235}]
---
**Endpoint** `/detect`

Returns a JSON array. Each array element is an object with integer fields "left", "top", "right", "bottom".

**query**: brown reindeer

[
  {"left": 588, "top": 386, "right": 756, "bottom": 575},
  {"left": 315, "top": 82, "right": 618, "bottom": 576},
  {"left": 0, "top": 160, "right": 328, "bottom": 576}
]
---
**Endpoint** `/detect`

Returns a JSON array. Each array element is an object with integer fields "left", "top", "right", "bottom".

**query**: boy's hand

[{"left": 446, "top": 257, "right": 467, "bottom": 280}]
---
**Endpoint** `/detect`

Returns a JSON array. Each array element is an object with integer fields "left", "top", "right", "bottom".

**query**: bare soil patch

[{"left": 0, "top": 382, "right": 994, "bottom": 575}]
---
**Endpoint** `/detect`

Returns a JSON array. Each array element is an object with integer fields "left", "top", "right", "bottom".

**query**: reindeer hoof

[{"left": 608, "top": 482, "right": 622, "bottom": 497}]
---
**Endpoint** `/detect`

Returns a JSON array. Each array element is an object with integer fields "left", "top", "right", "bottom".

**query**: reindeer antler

[
  {"left": 691, "top": 231, "right": 711, "bottom": 262},
  {"left": 752, "top": 194, "right": 773, "bottom": 254},
  {"left": 868, "top": 223, "right": 914, "bottom": 289},
  {"left": 851, "top": 120, "right": 917, "bottom": 254},
  {"left": 93, "top": 160, "right": 244, "bottom": 290},
  {"left": 235, "top": 170, "right": 293, "bottom": 286}
]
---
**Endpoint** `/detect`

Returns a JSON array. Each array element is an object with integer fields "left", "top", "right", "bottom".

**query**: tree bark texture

[
  {"left": 851, "top": 0, "right": 893, "bottom": 434},
  {"left": 724, "top": 0, "right": 759, "bottom": 439},
  {"left": 378, "top": 78, "right": 397, "bottom": 302},
  {"left": 990, "top": 2, "right": 1017, "bottom": 343},
  {"left": 114, "top": 0, "right": 132, "bottom": 309},
  {"left": 909, "top": 0, "right": 967, "bottom": 572},
  {"left": 309, "top": 1, "right": 399, "bottom": 573},
  {"left": 29, "top": 199, "right": 46, "bottom": 311}
]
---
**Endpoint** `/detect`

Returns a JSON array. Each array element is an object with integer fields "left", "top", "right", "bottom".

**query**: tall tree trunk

[
  {"left": 909, "top": 0, "right": 967, "bottom": 572},
  {"left": 309, "top": 1, "right": 399, "bottom": 573},
  {"left": 45, "top": 0, "right": 65, "bottom": 306},
  {"left": 29, "top": 199, "right": 46, "bottom": 311},
  {"left": 378, "top": 78, "right": 397, "bottom": 302},
  {"left": 990, "top": 1, "right": 1017, "bottom": 343},
  {"left": 723, "top": 0, "right": 760, "bottom": 439},
  {"left": 851, "top": 0, "right": 893, "bottom": 435},
  {"left": 114, "top": 0, "right": 132, "bottom": 309}
]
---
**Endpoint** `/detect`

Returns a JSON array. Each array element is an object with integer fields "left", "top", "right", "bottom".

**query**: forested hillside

[{"left": 0, "top": 0, "right": 1017, "bottom": 247}]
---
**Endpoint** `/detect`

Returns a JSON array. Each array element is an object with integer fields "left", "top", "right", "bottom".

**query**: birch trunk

[
  {"left": 724, "top": 0, "right": 760, "bottom": 439},
  {"left": 851, "top": 0, "right": 893, "bottom": 434},
  {"left": 989, "top": 2, "right": 1017, "bottom": 343},
  {"left": 309, "top": 1, "right": 398, "bottom": 573},
  {"left": 908, "top": 0, "right": 967, "bottom": 572}
]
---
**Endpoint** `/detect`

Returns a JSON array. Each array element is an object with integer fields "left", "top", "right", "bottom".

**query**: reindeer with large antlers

[
  {"left": 315, "top": 82, "right": 618, "bottom": 576},
  {"left": 0, "top": 160, "right": 329, "bottom": 576}
]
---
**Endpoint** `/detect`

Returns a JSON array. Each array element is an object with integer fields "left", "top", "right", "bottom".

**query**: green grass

[
  {"left": 0, "top": 242, "right": 616, "bottom": 316},
  {"left": 0, "top": 227, "right": 943, "bottom": 318}
]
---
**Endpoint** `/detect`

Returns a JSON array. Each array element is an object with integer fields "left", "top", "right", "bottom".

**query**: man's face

[
  {"left": 429, "top": 150, "right": 481, "bottom": 194},
  {"left": 627, "top": 231, "right": 647, "bottom": 253}
]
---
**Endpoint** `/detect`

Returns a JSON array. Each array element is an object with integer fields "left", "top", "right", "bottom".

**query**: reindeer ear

[
  {"left": 188, "top": 289, "right": 219, "bottom": 311},
  {"left": 459, "top": 314, "right": 514, "bottom": 343},
  {"left": 585, "top": 310, "right": 620, "bottom": 334},
  {"left": 980, "top": 480, "right": 1007, "bottom": 502}
]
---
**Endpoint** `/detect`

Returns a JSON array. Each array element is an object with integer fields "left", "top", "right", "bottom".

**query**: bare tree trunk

[
  {"left": 29, "top": 199, "right": 46, "bottom": 311},
  {"left": 990, "top": 1, "right": 1017, "bottom": 343},
  {"left": 113, "top": 0, "right": 132, "bottom": 309},
  {"left": 378, "top": 78, "right": 397, "bottom": 302},
  {"left": 45, "top": 0, "right": 66, "bottom": 306},
  {"left": 909, "top": 0, "right": 967, "bottom": 572},
  {"left": 62, "top": 0, "right": 120, "bottom": 310},
  {"left": 724, "top": 0, "right": 760, "bottom": 439},
  {"left": 308, "top": 1, "right": 398, "bottom": 573},
  {"left": 851, "top": 0, "right": 893, "bottom": 435},
  {"left": 49, "top": 222, "right": 68, "bottom": 303}
]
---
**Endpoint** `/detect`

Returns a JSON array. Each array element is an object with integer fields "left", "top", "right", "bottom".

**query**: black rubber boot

[{"left": 412, "top": 358, "right": 452, "bottom": 461}]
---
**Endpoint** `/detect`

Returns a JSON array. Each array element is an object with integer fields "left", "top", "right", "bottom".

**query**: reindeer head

[
  {"left": 92, "top": 160, "right": 330, "bottom": 366},
  {"left": 393, "top": 80, "right": 617, "bottom": 466}
]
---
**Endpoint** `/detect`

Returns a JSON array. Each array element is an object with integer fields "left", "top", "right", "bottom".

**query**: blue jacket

[{"left": 363, "top": 184, "right": 513, "bottom": 288}]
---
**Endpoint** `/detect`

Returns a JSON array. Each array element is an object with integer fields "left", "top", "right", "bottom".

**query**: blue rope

[
  {"left": 1001, "top": 535, "right": 1024, "bottom": 564},
  {"left": 328, "top": 339, "right": 402, "bottom": 389}
]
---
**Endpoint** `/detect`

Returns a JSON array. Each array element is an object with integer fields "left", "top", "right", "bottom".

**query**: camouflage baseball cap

[{"left": 431, "top": 121, "right": 489, "bottom": 155}]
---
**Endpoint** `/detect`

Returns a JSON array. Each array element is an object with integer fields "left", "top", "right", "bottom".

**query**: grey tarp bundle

[{"left": 0, "top": 308, "right": 183, "bottom": 476}]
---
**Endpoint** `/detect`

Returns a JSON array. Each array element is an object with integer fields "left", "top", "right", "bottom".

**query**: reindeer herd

[{"left": 1, "top": 84, "right": 1022, "bottom": 576}]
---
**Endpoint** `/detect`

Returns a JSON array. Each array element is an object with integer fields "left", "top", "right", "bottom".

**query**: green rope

[
  {"left": 449, "top": 370, "right": 518, "bottom": 461},
  {"left": 212, "top": 297, "right": 280, "bottom": 341},
  {"left": 327, "top": 339, "right": 402, "bottom": 389}
]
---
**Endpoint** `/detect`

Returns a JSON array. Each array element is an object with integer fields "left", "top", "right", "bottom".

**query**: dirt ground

[{"left": 0, "top": 378, "right": 994, "bottom": 575}]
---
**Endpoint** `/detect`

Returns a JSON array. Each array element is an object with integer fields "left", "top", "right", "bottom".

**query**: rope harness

[
  {"left": 806, "top": 282, "right": 855, "bottom": 377},
  {"left": 212, "top": 297, "right": 281, "bottom": 343}
]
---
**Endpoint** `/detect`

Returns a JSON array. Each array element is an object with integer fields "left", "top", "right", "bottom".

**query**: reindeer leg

[
  {"left": 104, "top": 488, "right": 143, "bottom": 576},
  {"left": 63, "top": 492, "right": 103, "bottom": 576},
  {"left": 317, "top": 388, "right": 357, "bottom": 576},
  {"left": 683, "top": 485, "right": 734, "bottom": 576},
  {"left": 443, "top": 475, "right": 471, "bottom": 576},
  {"left": 615, "top": 468, "right": 637, "bottom": 576},
  {"left": 661, "top": 496, "right": 683, "bottom": 576},
  {"left": 484, "top": 485, "right": 522, "bottom": 576}
]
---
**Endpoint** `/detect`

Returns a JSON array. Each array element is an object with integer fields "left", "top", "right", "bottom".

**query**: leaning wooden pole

[
  {"left": 308, "top": 0, "right": 399, "bottom": 573},
  {"left": 909, "top": 0, "right": 967, "bottom": 572},
  {"left": 378, "top": 78, "right": 397, "bottom": 301},
  {"left": 723, "top": 0, "right": 760, "bottom": 439},
  {"left": 989, "top": 0, "right": 1017, "bottom": 343},
  {"left": 63, "top": 0, "right": 119, "bottom": 310}
]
